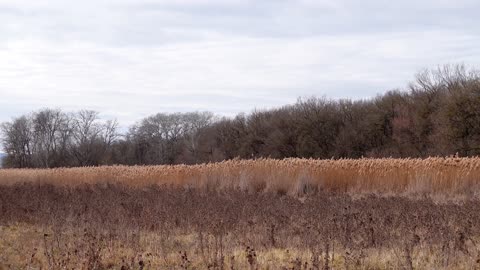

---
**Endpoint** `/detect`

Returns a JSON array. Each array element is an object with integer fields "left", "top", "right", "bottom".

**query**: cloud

[{"left": 0, "top": 0, "right": 479, "bottom": 125}]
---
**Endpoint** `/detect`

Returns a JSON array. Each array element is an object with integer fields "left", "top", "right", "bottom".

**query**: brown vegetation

[
  {"left": 1, "top": 181, "right": 480, "bottom": 269},
  {"left": 1, "top": 157, "right": 480, "bottom": 198},
  {"left": 0, "top": 158, "right": 480, "bottom": 268},
  {"left": 1, "top": 65, "right": 480, "bottom": 268}
]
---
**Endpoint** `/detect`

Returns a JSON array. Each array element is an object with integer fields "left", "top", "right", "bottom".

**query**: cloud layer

[{"left": 0, "top": 0, "right": 479, "bottom": 126}]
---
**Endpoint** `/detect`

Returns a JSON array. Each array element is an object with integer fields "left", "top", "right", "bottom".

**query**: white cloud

[{"left": 0, "top": 0, "right": 479, "bottom": 125}]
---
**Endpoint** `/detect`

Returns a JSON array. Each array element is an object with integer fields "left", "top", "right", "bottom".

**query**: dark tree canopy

[{"left": 2, "top": 65, "right": 480, "bottom": 168}]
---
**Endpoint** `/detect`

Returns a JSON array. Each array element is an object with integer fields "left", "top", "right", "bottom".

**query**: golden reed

[{"left": 1, "top": 157, "right": 480, "bottom": 197}]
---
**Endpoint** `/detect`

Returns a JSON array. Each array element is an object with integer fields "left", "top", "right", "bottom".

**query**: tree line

[{"left": 2, "top": 64, "right": 480, "bottom": 168}]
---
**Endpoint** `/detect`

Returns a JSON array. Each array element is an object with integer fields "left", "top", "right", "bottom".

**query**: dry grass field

[
  {"left": 1, "top": 157, "right": 480, "bottom": 269},
  {"left": 2, "top": 157, "right": 480, "bottom": 197}
]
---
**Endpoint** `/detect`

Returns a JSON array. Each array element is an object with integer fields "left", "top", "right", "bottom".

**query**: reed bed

[
  {"left": 2, "top": 157, "right": 480, "bottom": 269},
  {"left": 1, "top": 157, "right": 480, "bottom": 197}
]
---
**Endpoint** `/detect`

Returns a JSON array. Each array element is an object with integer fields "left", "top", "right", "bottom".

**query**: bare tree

[
  {"left": 182, "top": 112, "right": 215, "bottom": 163},
  {"left": 70, "top": 110, "right": 118, "bottom": 166},
  {"left": 0, "top": 116, "right": 34, "bottom": 168},
  {"left": 32, "top": 109, "right": 71, "bottom": 168}
]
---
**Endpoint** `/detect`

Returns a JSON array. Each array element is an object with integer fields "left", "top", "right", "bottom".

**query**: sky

[{"left": 0, "top": 0, "right": 480, "bottom": 127}]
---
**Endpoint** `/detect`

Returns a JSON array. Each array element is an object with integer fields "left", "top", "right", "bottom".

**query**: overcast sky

[{"left": 1, "top": 0, "right": 480, "bottom": 126}]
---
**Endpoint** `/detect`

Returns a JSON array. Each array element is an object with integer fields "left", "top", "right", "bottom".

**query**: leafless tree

[
  {"left": 70, "top": 110, "right": 119, "bottom": 166},
  {"left": 0, "top": 116, "right": 34, "bottom": 168},
  {"left": 32, "top": 109, "right": 71, "bottom": 168}
]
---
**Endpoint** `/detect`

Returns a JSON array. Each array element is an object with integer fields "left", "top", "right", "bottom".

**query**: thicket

[
  {"left": 2, "top": 183, "right": 480, "bottom": 269},
  {"left": 2, "top": 64, "right": 480, "bottom": 168}
]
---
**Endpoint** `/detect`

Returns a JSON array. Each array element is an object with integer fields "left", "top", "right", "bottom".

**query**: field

[{"left": 1, "top": 158, "right": 480, "bottom": 269}]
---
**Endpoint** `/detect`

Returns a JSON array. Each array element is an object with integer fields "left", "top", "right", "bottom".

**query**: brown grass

[
  {"left": 1, "top": 184, "right": 480, "bottom": 269},
  {"left": 1, "top": 157, "right": 480, "bottom": 197},
  {"left": 2, "top": 157, "right": 480, "bottom": 269}
]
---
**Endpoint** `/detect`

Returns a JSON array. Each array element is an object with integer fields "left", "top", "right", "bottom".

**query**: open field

[{"left": 1, "top": 158, "right": 480, "bottom": 269}]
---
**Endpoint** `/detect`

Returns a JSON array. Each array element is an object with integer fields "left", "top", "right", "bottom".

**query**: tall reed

[{"left": 1, "top": 157, "right": 479, "bottom": 197}]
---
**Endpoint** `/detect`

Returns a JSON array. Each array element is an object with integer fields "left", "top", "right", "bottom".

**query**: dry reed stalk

[{"left": 1, "top": 157, "right": 480, "bottom": 197}]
